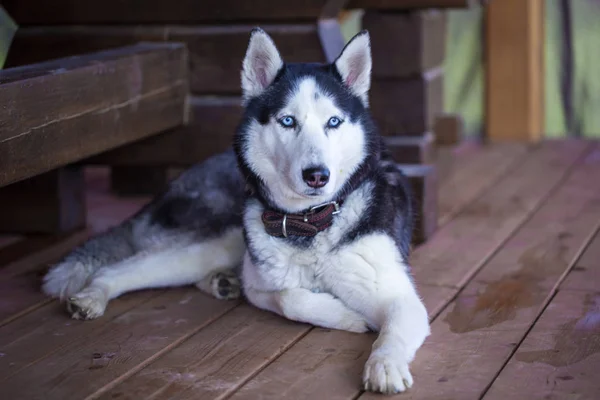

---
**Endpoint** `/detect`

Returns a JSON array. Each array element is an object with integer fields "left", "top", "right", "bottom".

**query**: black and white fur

[{"left": 42, "top": 29, "right": 430, "bottom": 394}]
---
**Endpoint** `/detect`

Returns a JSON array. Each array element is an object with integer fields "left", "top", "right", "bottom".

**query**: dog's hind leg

[
  {"left": 42, "top": 221, "right": 138, "bottom": 301},
  {"left": 67, "top": 228, "right": 245, "bottom": 320}
]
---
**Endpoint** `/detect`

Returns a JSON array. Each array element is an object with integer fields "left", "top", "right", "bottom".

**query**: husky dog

[{"left": 42, "top": 29, "right": 430, "bottom": 394}]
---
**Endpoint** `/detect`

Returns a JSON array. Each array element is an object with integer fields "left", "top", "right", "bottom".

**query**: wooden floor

[{"left": 0, "top": 140, "right": 599, "bottom": 400}]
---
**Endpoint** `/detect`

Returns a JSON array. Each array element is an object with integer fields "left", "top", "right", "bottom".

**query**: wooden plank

[
  {"left": 0, "top": 230, "right": 91, "bottom": 326},
  {"left": 0, "top": 43, "right": 185, "bottom": 93},
  {"left": 377, "top": 144, "right": 600, "bottom": 400},
  {"left": 363, "top": 10, "right": 446, "bottom": 78},
  {"left": 0, "top": 43, "right": 188, "bottom": 187},
  {"left": 0, "top": 236, "right": 22, "bottom": 250},
  {"left": 484, "top": 290, "right": 600, "bottom": 400},
  {"left": 467, "top": 148, "right": 600, "bottom": 290},
  {"left": 0, "top": 290, "right": 161, "bottom": 378},
  {"left": 437, "top": 142, "right": 529, "bottom": 226},
  {"left": 485, "top": 0, "right": 545, "bottom": 142},
  {"left": 370, "top": 68, "right": 443, "bottom": 136},
  {"left": 0, "top": 232, "right": 90, "bottom": 327},
  {"left": 8, "top": 25, "right": 326, "bottom": 94},
  {"left": 98, "top": 286, "right": 454, "bottom": 400},
  {"left": 0, "top": 290, "right": 237, "bottom": 399},
  {"left": 412, "top": 140, "right": 590, "bottom": 288},
  {"left": 0, "top": 167, "right": 86, "bottom": 234},
  {"left": 0, "top": 273, "right": 50, "bottom": 327},
  {"left": 349, "top": 0, "right": 474, "bottom": 9},
  {"left": 384, "top": 133, "right": 436, "bottom": 164},
  {"left": 561, "top": 229, "right": 600, "bottom": 291},
  {"left": 417, "top": 284, "right": 458, "bottom": 321},
  {"left": 230, "top": 328, "right": 373, "bottom": 400},
  {"left": 2, "top": 0, "right": 329, "bottom": 24},
  {"left": 96, "top": 305, "right": 310, "bottom": 399},
  {"left": 0, "top": 232, "right": 87, "bottom": 276},
  {"left": 86, "top": 96, "right": 241, "bottom": 166},
  {"left": 6, "top": 27, "right": 166, "bottom": 68}
]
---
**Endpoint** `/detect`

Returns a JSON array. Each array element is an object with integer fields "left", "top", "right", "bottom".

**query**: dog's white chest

[
  {"left": 241, "top": 186, "right": 373, "bottom": 293},
  {"left": 243, "top": 234, "right": 338, "bottom": 292}
]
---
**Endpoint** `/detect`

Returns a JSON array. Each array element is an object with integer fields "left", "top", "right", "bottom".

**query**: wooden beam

[
  {"left": 3, "top": 0, "right": 473, "bottom": 26},
  {"left": 348, "top": 0, "right": 474, "bottom": 10},
  {"left": 85, "top": 96, "right": 241, "bottom": 166},
  {"left": 7, "top": 25, "right": 326, "bottom": 95},
  {"left": 370, "top": 68, "right": 444, "bottom": 136},
  {"left": 0, "top": 168, "right": 86, "bottom": 234},
  {"left": 384, "top": 132, "right": 436, "bottom": 164},
  {"left": 0, "top": 43, "right": 189, "bottom": 187},
  {"left": 2, "top": 0, "right": 330, "bottom": 24},
  {"left": 362, "top": 10, "right": 446, "bottom": 78},
  {"left": 485, "top": 0, "right": 545, "bottom": 142},
  {"left": 171, "top": 25, "right": 325, "bottom": 93}
]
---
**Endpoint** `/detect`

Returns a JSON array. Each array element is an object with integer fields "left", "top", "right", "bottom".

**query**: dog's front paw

[
  {"left": 210, "top": 271, "right": 241, "bottom": 300},
  {"left": 363, "top": 348, "right": 413, "bottom": 394},
  {"left": 67, "top": 287, "right": 108, "bottom": 320}
]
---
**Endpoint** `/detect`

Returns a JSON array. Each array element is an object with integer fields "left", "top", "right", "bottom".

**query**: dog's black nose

[{"left": 302, "top": 167, "right": 330, "bottom": 188}]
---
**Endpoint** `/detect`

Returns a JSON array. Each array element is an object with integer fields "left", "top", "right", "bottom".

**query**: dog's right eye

[{"left": 278, "top": 116, "right": 297, "bottom": 128}]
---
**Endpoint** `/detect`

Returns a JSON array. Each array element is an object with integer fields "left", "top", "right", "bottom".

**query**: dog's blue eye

[
  {"left": 327, "top": 117, "right": 342, "bottom": 128},
  {"left": 279, "top": 116, "right": 296, "bottom": 128}
]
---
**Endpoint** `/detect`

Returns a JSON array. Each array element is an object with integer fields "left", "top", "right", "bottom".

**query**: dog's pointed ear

[
  {"left": 334, "top": 30, "right": 372, "bottom": 105},
  {"left": 241, "top": 28, "right": 283, "bottom": 101}
]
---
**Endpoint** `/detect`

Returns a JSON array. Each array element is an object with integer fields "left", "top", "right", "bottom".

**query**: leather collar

[{"left": 261, "top": 201, "right": 342, "bottom": 238}]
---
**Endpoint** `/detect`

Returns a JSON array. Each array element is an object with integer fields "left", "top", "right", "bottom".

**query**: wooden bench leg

[
  {"left": 110, "top": 166, "right": 170, "bottom": 197},
  {"left": 398, "top": 164, "right": 438, "bottom": 245},
  {"left": 0, "top": 167, "right": 86, "bottom": 234}
]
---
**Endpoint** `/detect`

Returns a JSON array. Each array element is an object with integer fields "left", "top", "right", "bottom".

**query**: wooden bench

[
  {"left": 0, "top": 43, "right": 189, "bottom": 233},
  {"left": 2, "top": 0, "right": 474, "bottom": 242}
]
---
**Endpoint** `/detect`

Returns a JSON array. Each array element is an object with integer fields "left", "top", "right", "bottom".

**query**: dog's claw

[{"left": 65, "top": 288, "right": 108, "bottom": 320}]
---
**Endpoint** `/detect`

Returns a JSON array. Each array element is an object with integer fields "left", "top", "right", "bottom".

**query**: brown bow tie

[{"left": 261, "top": 201, "right": 342, "bottom": 238}]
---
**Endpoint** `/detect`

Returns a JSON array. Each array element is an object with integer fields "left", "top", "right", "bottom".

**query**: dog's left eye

[
  {"left": 327, "top": 116, "right": 343, "bottom": 128},
  {"left": 278, "top": 116, "right": 297, "bottom": 128}
]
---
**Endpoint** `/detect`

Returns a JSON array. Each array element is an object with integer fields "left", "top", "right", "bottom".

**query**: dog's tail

[{"left": 42, "top": 222, "right": 137, "bottom": 300}]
